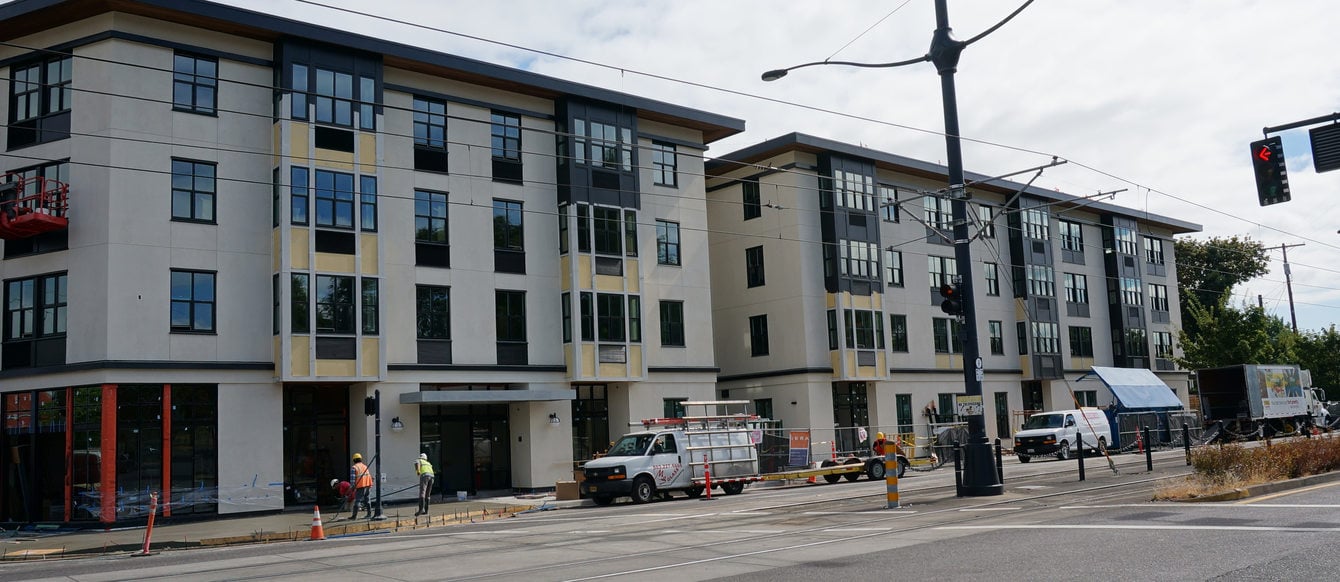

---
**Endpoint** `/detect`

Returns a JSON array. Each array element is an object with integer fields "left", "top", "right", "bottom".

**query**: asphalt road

[{"left": 5, "top": 450, "right": 1337, "bottom": 581}]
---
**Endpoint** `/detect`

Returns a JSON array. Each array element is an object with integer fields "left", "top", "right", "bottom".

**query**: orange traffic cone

[
  {"left": 1135, "top": 432, "right": 1144, "bottom": 454},
  {"left": 310, "top": 505, "right": 326, "bottom": 541}
]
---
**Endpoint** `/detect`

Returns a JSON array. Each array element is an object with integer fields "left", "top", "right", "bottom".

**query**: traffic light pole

[{"left": 931, "top": 0, "right": 1002, "bottom": 496}]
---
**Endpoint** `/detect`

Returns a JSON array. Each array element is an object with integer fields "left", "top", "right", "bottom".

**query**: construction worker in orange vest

[
  {"left": 349, "top": 453, "right": 373, "bottom": 519},
  {"left": 873, "top": 432, "right": 888, "bottom": 456}
]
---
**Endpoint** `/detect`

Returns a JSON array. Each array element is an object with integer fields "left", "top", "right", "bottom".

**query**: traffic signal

[
  {"left": 364, "top": 395, "right": 378, "bottom": 416},
  {"left": 939, "top": 282, "right": 963, "bottom": 316},
  {"left": 1250, "top": 136, "right": 1290, "bottom": 206}
]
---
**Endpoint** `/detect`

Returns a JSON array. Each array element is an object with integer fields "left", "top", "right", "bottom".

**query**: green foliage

[
  {"left": 1191, "top": 439, "right": 1340, "bottom": 484},
  {"left": 1296, "top": 326, "right": 1340, "bottom": 400},
  {"left": 1175, "top": 294, "right": 1297, "bottom": 370},
  {"left": 1174, "top": 236, "right": 1269, "bottom": 314}
]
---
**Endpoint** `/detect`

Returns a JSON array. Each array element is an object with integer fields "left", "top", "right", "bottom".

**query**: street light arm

[
  {"left": 961, "top": 0, "right": 1036, "bottom": 47},
  {"left": 761, "top": 55, "right": 930, "bottom": 81}
]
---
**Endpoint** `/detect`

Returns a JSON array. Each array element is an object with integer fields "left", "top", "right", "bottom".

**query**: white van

[{"left": 1013, "top": 407, "right": 1111, "bottom": 462}]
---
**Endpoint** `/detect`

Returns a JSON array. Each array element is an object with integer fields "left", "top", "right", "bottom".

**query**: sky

[{"left": 207, "top": 0, "right": 1340, "bottom": 332}]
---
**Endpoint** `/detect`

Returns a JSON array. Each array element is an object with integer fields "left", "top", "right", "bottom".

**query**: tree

[
  {"left": 1295, "top": 325, "right": 1340, "bottom": 400},
  {"left": 1174, "top": 235, "right": 1269, "bottom": 318},
  {"left": 1175, "top": 295, "right": 1297, "bottom": 370}
]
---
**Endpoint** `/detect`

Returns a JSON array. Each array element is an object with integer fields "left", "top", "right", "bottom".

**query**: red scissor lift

[{"left": 0, "top": 173, "right": 69, "bottom": 239}]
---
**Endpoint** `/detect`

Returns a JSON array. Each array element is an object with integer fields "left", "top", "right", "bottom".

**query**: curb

[{"left": 1180, "top": 470, "right": 1340, "bottom": 503}]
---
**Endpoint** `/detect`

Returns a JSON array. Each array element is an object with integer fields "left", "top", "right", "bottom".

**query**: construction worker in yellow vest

[
  {"left": 413, "top": 453, "right": 435, "bottom": 516},
  {"left": 350, "top": 453, "right": 373, "bottom": 519}
]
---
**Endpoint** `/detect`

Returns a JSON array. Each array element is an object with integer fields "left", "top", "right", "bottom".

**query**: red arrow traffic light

[{"left": 1256, "top": 145, "right": 1272, "bottom": 162}]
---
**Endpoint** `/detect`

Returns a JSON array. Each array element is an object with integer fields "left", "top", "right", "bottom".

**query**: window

[
  {"left": 1059, "top": 220, "right": 1083, "bottom": 252},
  {"left": 273, "top": 274, "right": 280, "bottom": 334},
  {"left": 1149, "top": 283, "right": 1169, "bottom": 312},
  {"left": 924, "top": 197, "right": 952, "bottom": 230},
  {"left": 624, "top": 209, "right": 638, "bottom": 258},
  {"left": 660, "top": 300, "right": 684, "bottom": 347},
  {"left": 357, "top": 76, "right": 375, "bottom": 130},
  {"left": 413, "top": 96, "right": 446, "bottom": 149},
  {"left": 1064, "top": 273, "right": 1089, "bottom": 304},
  {"left": 977, "top": 205, "right": 996, "bottom": 238},
  {"left": 933, "top": 318, "right": 963, "bottom": 354},
  {"left": 928, "top": 255, "right": 957, "bottom": 288},
  {"left": 415, "top": 190, "right": 449, "bottom": 266},
  {"left": 879, "top": 184, "right": 899, "bottom": 222},
  {"left": 743, "top": 180, "right": 761, "bottom": 220},
  {"left": 314, "top": 67, "right": 354, "bottom": 127},
  {"left": 290, "top": 167, "right": 309, "bottom": 225},
  {"left": 314, "top": 275, "right": 354, "bottom": 334},
  {"left": 827, "top": 310, "right": 839, "bottom": 350},
  {"left": 172, "top": 53, "right": 217, "bottom": 114},
  {"left": 745, "top": 246, "right": 765, "bottom": 287},
  {"left": 579, "top": 292, "right": 594, "bottom": 341},
  {"left": 1074, "top": 391, "right": 1098, "bottom": 407},
  {"left": 651, "top": 141, "right": 677, "bottom": 187},
  {"left": 843, "top": 309, "right": 883, "bottom": 350},
  {"left": 170, "top": 270, "right": 215, "bottom": 332},
  {"left": 1114, "top": 227, "right": 1138, "bottom": 255},
  {"left": 496, "top": 290, "right": 526, "bottom": 342},
  {"left": 593, "top": 206, "right": 623, "bottom": 255},
  {"left": 290, "top": 63, "right": 308, "bottom": 119},
  {"left": 1121, "top": 277, "right": 1143, "bottom": 305},
  {"left": 833, "top": 170, "right": 875, "bottom": 211},
  {"left": 493, "top": 199, "right": 524, "bottom": 251},
  {"left": 574, "top": 118, "right": 633, "bottom": 171},
  {"left": 749, "top": 314, "right": 769, "bottom": 356},
  {"left": 576, "top": 204, "right": 590, "bottom": 252},
  {"left": 754, "top": 398, "right": 774, "bottom": 422},
  {"left": 1144, "top": 236, "right": 1165, "bottom": 265},
  {"left": 885, "top": 250, "right": 904, "bottom": 287},
  {"left": 1017, "top": 322, "right": 1028, "bottom": 355},
  {"left": 1031, "top": 322, "right": 1059, "bottom": 353},
  {"left": 1153, "top": 331, "right": 1174, "bottom": 359},
  {"left": 561, "top": 292, "right": 572, "bottom": 343},
  {"left": 1026, "top": 265, "right": 1055, "bottom": 297},
  {"left": 171, "top": 159, "right": 216, "bottom": 223},
  {"left": 1069, "top": 326, "right": 1094, "bottom": 357},
  {"left": 839, "top": 240, "right": 880, "bottom": 279},
  {"left": 656, "top": 220, "right": 680, "bottom": 266},
  {"left": 359, "top": 176, "right": 377, "bottom": 231},
  {"left": 664, "top": 398, "right": 688, "bottom": 419},
  {"left": 314, "top": 170, "right": 355, "bottom": 229},
  {"left": 361, "top": 278, "right": 378, "bottom": 334},
  {"left": 416, "top": 285, "right": 450, "bottom": 339},
  {"left": 889, "top": 314, "right": 909, "bottom": 352},
  {"left": 291, "top": 274, "right": 309, "bottom": 333},
  {"left": 596, "top": 293, "right": 626, "bottom": 341},
  {"left": 1021, "top": 207, "right": 1049, "bottom": 240},
  {"left": 628, "top": 296, "right": 642, "bottom": 343},
  {"left": 491, "top": 112, "right": 521, "bottom": 160},
  {"left": 984, "top": 262, "right": 1000, "bottom": 296},
  {"left": 8, "top": 54, "right": 72, "bottom": 148},
  {"left": 988, "top": 320, "right": 1004, "bottom": 355},
  {"left": 3, "top": 273, "right": 68, "bottom": 368}
]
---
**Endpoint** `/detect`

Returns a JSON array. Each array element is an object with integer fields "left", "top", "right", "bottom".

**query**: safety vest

[
  {"left": 415, "top": 459, "right": 434, "bottom": 476},
  {"left": 353, "top": 461, "right": 373, "bottom": 488}
]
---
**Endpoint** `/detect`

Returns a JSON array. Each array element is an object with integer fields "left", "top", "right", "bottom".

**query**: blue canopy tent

[{"left": 1074, "top": 367, "right": 1185, "bottom": 446}]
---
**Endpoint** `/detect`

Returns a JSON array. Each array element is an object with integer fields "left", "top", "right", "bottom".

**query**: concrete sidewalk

[{"left": 0, "top": 493, "right": 588, "bottom": 561}]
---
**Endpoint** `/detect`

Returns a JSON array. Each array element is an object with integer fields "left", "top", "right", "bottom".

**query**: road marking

[
  {"left": 801, "top": 510, "right": 915, "bottom": 515},
  {"left": 958, "top": 507, "right": 1019, "bottom": 511},
  {"left": 822, "top": 527, "right": 892, "bottom": 532},
  {"left": 1237, "top": 480, "right": 1340, "bottom": 504},
  {"left": 660, "top": 529, "right": 782, "bottom": 534},
  {"left": 728, "top": 511, "right": 772, "bottom": 516},
  {"left": 938, "top": 524, "right": 1340, "bottom": 532},
  {"left": 1063, "top": 503, "right": 1340, "bottom": 510}
]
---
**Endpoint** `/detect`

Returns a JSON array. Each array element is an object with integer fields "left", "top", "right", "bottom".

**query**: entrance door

[
  {"left": 282, "top": 385, "right": 349, "bottom": 508},
  {"left": 421, "top": 403, "right": 510, "bottom": 496},
  {"left": 832, "top": 382, "right": 869, "bottom": 454}
]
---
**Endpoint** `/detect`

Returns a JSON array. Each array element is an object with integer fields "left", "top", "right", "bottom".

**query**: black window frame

[
  {"left": 170, "top": 158, "right": 217, "bottom": 223},
  {"left": 495, "top": 290, "right": 527, "bottom": 342},
  {"left": 888, "top": 314, "right": 909, "bottom": 352},
  {"left": 1059, "top": 219, "right": 1084, "bottom": 252},
  {"left": 415, "top": 190, "right": 450, "bottom": 267},
  {"left": 359, "top": 175, "right": 377, "bottom": 232},
  {"left": 8, "top": 54, "right": 73, "bottom": 149},
  {"left": 745, "top": 245, "right": 765, "bottom": 288},
  {"left": 493, "top": 199, "right": 524, "bottom": 251},
  {"left": 490, "top": 111, "right": 521, "bottom": 160},
  {"left": 1069, "top": 326, "right": 1094, "bottom": 358},
  {"left": 1065, "top": 273, "right": 1089, "bottom": 304},
  {"left": 314, "top": 169, "right": 355, "bottom": 229},
  {"left": 879, "top": 184, "right": 899, "bottom": 222},
  {"left": 933, "top": 317, "right": 963, "bottom": 354},
  {"left": 2, "top": 272, "right": 68, "bottom": 368},
  {"left": 984, "top": 262, "right": 1000, "bottom": 296},
  {"left": 885, "top": 250, "right": 904, "bottom": 287},
  {"left": 988, "top": 320, "right": 1004, "bottom": 355},
  {"left": 1144, "top": 236, "right": 1165, "bottom": 265},
  {"left": 416, "top": 285, "right": 451, "bottom": 340},
  {"left": 749, "top": 314, "right": 769, "bottom": 357},
  {"left": 659, "top": 300, "right": 685, "bottom": 347},
  {"left": 742, "top": 180, "right": 761, "bottom": 220},
  {"left": 656, "top": 219, "right": 680, "bottom": 266},
  {"left": 291, "top": 274, "right": 309, "bottom": 334},
  {"left": 650, "top": 141, "right": 677, "bottom": 187},
  {"left": 314, "top": 274, "right": 355, "bottom": 334},
  {"left": 413, "top": 95, "right": 447, "bottom": 150},
  {"left": 361, "top": 277, "right": 379, "bottom": 335},
  {"left": 170, "top": 269, "right": 216, "bottom": 333},
  {"left": 313, "top": 66, "right": 356, "bottom": 128},
  {"left": 290, "top": 166, "right": 309, "bottom": 225},
  {"left": 596, "top": 293, "right": 626, "bottom": 342},
  {"left": 172, "top": 52, "right": 218, "bottom": 115}
]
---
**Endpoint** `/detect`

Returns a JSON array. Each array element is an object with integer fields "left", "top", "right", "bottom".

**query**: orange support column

[
  {"left": 161, "top": 385, "right": 172, "bottom": 517},
  {"left": 100, "top": 384, "right": 117, "bottom": 525}
]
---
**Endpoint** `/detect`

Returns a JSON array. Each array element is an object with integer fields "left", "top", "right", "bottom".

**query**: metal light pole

[
  {"left": 764, "top": 0, "right": 1031, "bottom": 496},
  {"left": 373, "top": 389, "right": 385, "bottom": 519}
]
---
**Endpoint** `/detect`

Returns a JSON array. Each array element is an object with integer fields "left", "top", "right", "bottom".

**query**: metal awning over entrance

[
  {"left": 1076, "top": 366, "right": 1182, "bottom": 410},
  {"left": 400, "top": 389, "right": 575, "bottom": 404}
]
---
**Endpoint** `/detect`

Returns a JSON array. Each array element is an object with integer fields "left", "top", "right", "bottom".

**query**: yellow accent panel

[
  {"left": 1071, "top": 356, "right": 1093, "bottom": 371},
  {"left": 936, "top": 354, "right": 962, "bottom": 369},
  {"left": 360, "top": 235, "right": 378, "bottom": 275},
  {"left": 852, "top": 294, "right": 871, "bottom": 309},
  {"left": 560, "top": 256, "right": 571, "bottom": 291},
  {"left": 826, "top": 293, "right": 836, "bottom": 308},
  {"left": 291, "top": 122, "right": 309, "bottom": 158},
  {"left": 291, "top": 228, "right": 309, "bottom": 270},
  {"left": 315, "top": 252, "right": 356, "bottom": 273},
  {"left": 578, "top": 256, "right": 592, "bottom": 288},
  {"left": 316, "top": 359, "right": 357, "bottom": 377},
  {"left": 359, "top": 133, "right": 376, "bottom": 167},
  {"left": 273, "top": 337, "right": 281, "bottom": 374},
  {"left": 361, "top": 338, "right": 380, "bottom": 375},
  {"left": 581, "top": 344, "right": 595, "bottom": 376},
  {"left": 291, "top": 336, "right": 310, "bottom": 377},
  {"left": 564, "top": 345, "right": 574, "bottom": 375},
  {"left": 595, "top": 275, "right": 622, "bottom": 292},
  {"left": 830, "top": 351, "right": 842, "bottom": 377},
  {"left": 626, "top": 259, "right": 639, "bottom": 293},
  {"left": 1019, "top": 356, "right": 1033, "bottom": 378},
  {"left": 878, "top": 351, "right": 886, "bottom": 372},
  {"left": 272, "top": 229, "right": 280, "bottom": 272},
  {"left": 1014, "top": 302, "right": 1028, "bottom": 320},
  {"left": 316, "top": 149, "right": 355, "bottom": 171},
  {"left": 872, "top": 293, "right": 883, "bottom": 309},
  {"left": 629, "top": 345, "right": 641, "bottom": 375},
  {"left": 858, "top": 363, "right": 874, "bottom": 379},
  {"left": 599, "top": 363, "right": 625, "bottom": 377}
]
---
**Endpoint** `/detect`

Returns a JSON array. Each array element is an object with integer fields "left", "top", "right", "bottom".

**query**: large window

[
  {"left": 924, "top": 197, "right": 952, "bottom": 230},
  {"left": 984, "top": 262, "right": 1000, "bottom": 296},
  {"left": 493, "top": 199, "right": 524, "bottom": 251},
  {"left": 989, "top": 320, "right": 1004, "bottom": 355},
  {"left": 579, "top": 292, "right": 594, "bottom": 341},
  {"left": 1121, "top": 277, "right": 1143, "bottom": 305},
  {"left": 1026, "top": 265, "right": 1055, "bottom": 297},
  {"left": 495, "top": 291, "right": 527, "bottom": 362},
  {"left": 650, "top": 141, "right": 677, "bottom": 187},
  {"left": 1069, "top": 326, "right": 1094, "bottom": 358},
  {"left": 314, "top": 67, "right": 355, "bottom": 127},
  {"left": 314, "top": 275, "right": 354, "bottom": 334},
  {"left": 361, "top": 278, "right": 378, "bottom": 335},
  {"left": 172, "top": 53, "right": 217, "bottom": 114},
  {"left": 840, "top": 240, "right": 879, "bottom": 279},
  {"left": 742, "top": 180, "right": 761, "bottom": 220},
  {"left": 1059, "top": 220, "right": 1084, "bottom": 252},
  {"left": 889, "top": 314, "right": 909, "bottom": 352},
  {"left": 933, "top": 318, "right": 963, "bottom": 354},
  {"left": 659, "top": 300, "right": 684, "bottom": 347},
  {"left": 928, "top": 255, "right": 957, "bottom": 288},
  {"left": 597, "top": 293, "right": 626, "bottom": 342},
  {"left": 746, "top": 246, "right": 765, "bottom": 288},
  {"left": 171, "top": 159, "right": 216, "bottom": 223},
  {"left": 1153, "top": 331, "right": 1174, "bottom": 359},
  {"left": 290, "top": 167, "right": 309, "bottom": 225},
  {"left": 360, "top": 176, "right": 377, "bottom": 231},
  {"left": 9, "top": 54, "right": 72, "bottom": 148},
  {"left": 592, "top": 206, "right": 626, "bottom": 255},
  {"left": 885, "top": 250, "right": 904, "bottom": 287},
  {"left": 1021, "top": 207, "right": 1049, "bottom": 240},
  {"left": 3, "top": 272, "right": 67, "bottom": 368},
  {"left": 843, "top": 309, "right": 885, "bottom": 350},
  {"left": 1114, "top": 227, "right": 1139, "bottom": 255},
  {"left": 879, "top": 184, "right": 899, "bottom": 222},
  {"left": 314, "top": 170, "right": 355, "bottom": 229},
  {"left": 414, "top": 96, "right": 447, "bottom": 149},
  {"left": 1031, "top": 322, "right": 1060, "bottom": 354},
  {"left": 415, "top": 190, "right": 449, "bottom": 267},
  {"left": 834, "top": 170, "right": 875, "bottom": 211},
  {"left": 656, "top": 220, "right": 680, "bottom": 266},
  {"left": 291, "top": 274, "right": 309, "bottom": 333},
  {"left": 1144, "top": 236, "right": 1165, "bottom": 265},
  {"left": 416, "top": 286, "right": 450, "bottom": 339},
  {"left": 170, "top": 270, "right": 215, "bottom": 333},
  {"left": 1064, "top": 273, "right": 1089, "bottom": 304},
  {"left": 1149, "top": 283, "right": 1169, "bottom": 312},
  {"left": 749, "top": 314, "right": 769, "bottom": 356},
  {"left": 573, "top": 118, "right": 632, "bottom": 171},
  {"left": 491, "top": 112, "right": 521, "bottom": 160},
  {"left": 977, "top": 205, "right": 996, "bottom": 238}
]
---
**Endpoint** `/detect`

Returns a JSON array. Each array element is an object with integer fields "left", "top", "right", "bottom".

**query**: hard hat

[
  {"left": 352, "top": 453, "right": 363, "bottom": 461},
  {"left": 330, "top": 479, "right": 339, "bottom": 488},
  {"left": 876, "top": 432, "right": 885, "bottom": 440},
  {"left": 419, "top": 453, "right": 428, "bottom": 460}
]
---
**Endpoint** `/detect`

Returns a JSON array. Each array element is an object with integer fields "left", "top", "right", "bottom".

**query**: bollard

[
  {"left": 885, "top": 443, "right": 899, "bottom": 509},
  {"left": 994, "top": 438, "right": 1004, "bottom": 485},
  {"left": 1076, "top": 433, "right": 1085, "bottom": 482},
  {"left": 1216, "top": 420, "right": 1225, "bottom": 449},
  {"left": 1143, "top": 426, "right": 1153, "bottom": 472},
  {"left": 700, "top": 453, "right": 715, "bottom": 501},
  {"left": 1182, "top": 423, "right": 1191, "bottom": 466},
  {"left": 953, "top": 442, "right": 963, "bottom": 498},
  {"left": 137, "top": 492, "right": 159, "bottom": 556}
]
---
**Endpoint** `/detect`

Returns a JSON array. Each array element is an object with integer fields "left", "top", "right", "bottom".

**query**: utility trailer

[{"left": 1197, "top": 364, "right": 1327, "bottom": 438}]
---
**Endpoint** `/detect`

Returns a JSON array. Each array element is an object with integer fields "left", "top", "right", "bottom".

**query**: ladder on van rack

[{"left": 638, "top": 400, "right": 759, "bottom": 430}]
